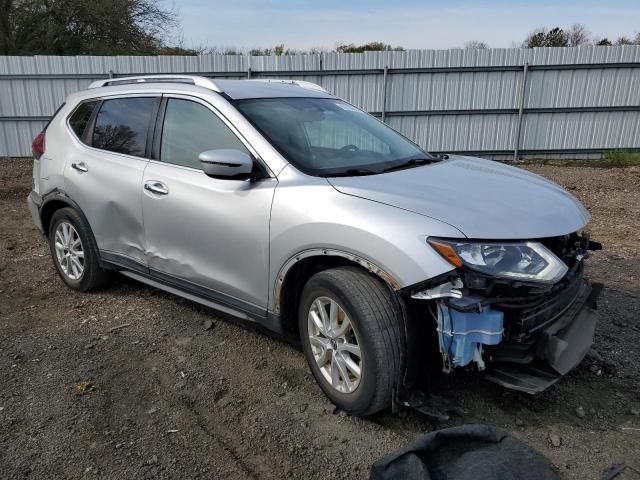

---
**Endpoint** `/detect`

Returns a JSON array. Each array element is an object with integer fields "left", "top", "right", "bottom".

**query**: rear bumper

[
  {"left": 485, "top": 280, "right": 602, "bottom": 393},
  {"left": 27, "top": 191, "right": 44, "bottom": 235}
]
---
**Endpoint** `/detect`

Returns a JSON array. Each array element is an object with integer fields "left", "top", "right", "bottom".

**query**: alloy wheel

[
  {"left": 54, "top": 221, "right": 85, "bottom": 280},
  {"left": 307, "top": 296, "right": 362, "bottom": 393}
]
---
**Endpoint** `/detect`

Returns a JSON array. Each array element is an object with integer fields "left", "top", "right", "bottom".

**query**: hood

[{"left": 327, "top": 156, "right": 590, "bottom": 239}]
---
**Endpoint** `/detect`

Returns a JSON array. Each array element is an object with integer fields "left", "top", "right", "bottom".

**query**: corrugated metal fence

[{"left": 1, "top": 46, "right": 640, "bottom": 158}]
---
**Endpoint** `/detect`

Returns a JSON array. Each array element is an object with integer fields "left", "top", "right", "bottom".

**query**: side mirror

[{"left": 198, "top": 149, "right": 254, "bottom": 179}]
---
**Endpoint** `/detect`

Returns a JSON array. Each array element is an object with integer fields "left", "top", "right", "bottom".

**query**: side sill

[
  {"left": 119, "top": 271, "right": 283, "bottom": 334},
  {"left": 100, "top": 252, "right": 283, "bottom": 334},
  {"left": 119, "top": 270, "right": 247, "bottom": 319}
]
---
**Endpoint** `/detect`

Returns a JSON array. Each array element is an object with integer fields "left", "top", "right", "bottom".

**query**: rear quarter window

[
  {"left": 92, "top": 97, "right": 156, "bottom": 157},
  {"left": 68, "top": 101, "right": 98, "bottom": 139}
]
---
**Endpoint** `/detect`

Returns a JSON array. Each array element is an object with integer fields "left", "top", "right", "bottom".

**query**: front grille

[
  {"left": 496, "top": 263, "right": 586, "bottom": 341},
  {"left": 457, "top": 232, "right": 595, "bottom": 343},
  {"left": 540, "top": 232, "right": 585, "bottom": 269}
]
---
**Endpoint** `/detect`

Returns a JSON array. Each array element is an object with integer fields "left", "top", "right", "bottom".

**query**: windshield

[{"left": 234, "top": 97, "right": 433, "bottom": 176}]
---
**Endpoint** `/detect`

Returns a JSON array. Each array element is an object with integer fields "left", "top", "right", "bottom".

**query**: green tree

[
  {"left": 0, "top": 0, "right": 13, "bottom": 53},
  {"left": 522, "top": 27, "right": 569, "bottom": 47},
  {"left": 336, "top": 42, "right": 403, "bottom": 53},
  {"left": 156, "top": 46, "right": 200, "bottom": 56},
  {"left": 249, "top": 48, "right": 272, "bottom": 56},
  {"left": 1, "top": 0, "right": 177, "bottom": 55}
]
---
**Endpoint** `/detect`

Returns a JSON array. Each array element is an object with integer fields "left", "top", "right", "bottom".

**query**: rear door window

[
  {"left": 92, "top": 97, "right": 156, "bottom": 157},
  {"left": 68, "top": 101, "right": 97, "bottom": 139},
  {"left": 160, "top": 98, "right": 249, "bottom": 169}
]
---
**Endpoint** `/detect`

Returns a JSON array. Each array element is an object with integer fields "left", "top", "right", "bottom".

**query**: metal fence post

[
  {"left": 513, "top": 62, "right": 529, "bottom": 160},
  {"left": 380, "top": 65, "right": 389, "bottom": 122}
]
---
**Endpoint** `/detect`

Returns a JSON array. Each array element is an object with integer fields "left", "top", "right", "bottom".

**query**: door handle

[
  {"left": 144, "top": 181, "right": 169, "bottom": 195},
  {"left": 71, "top": 162, "right": 88, "bottom": 173}
]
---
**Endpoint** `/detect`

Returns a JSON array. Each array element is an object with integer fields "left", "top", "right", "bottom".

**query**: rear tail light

[{"left": 32, "top": 132, "right": 45, "bottom": 159}]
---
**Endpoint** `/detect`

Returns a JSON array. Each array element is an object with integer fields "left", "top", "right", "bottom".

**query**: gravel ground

[{"left": 1, "top": 158, "right": 639, "bottom": 479}]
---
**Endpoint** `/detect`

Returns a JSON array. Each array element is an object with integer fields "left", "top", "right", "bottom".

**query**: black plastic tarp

[{"left": 370, "top": 424, "right": 559, "bottom": 480}]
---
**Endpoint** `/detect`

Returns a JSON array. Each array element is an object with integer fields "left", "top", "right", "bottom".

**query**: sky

[{"left": 162, "top": 0, "right": 640, "bottom": 51}]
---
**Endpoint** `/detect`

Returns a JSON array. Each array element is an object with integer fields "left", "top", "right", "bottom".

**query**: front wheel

[{"left": 299, "top": 267, "right": 404, "bottom": 416}]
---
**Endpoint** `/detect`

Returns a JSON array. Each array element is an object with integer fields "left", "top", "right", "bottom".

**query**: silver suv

[{"left": 28, "top": 75, "right": 601, "bottom": 416}]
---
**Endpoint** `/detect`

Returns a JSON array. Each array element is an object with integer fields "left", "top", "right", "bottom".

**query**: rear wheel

[
  {"left": 299, "top": 267, "right": 404, "bottom": 416},
  {"left": 48, "top": 207, "right": 111, "bottom": 291}
]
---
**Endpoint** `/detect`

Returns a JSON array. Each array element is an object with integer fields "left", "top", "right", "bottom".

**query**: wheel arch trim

[
  {"left": 272, "top": 248, "right": 402, "bottom": 314},
  {"left": 40, "top": 190, "right": 93, "bottom": 238}
]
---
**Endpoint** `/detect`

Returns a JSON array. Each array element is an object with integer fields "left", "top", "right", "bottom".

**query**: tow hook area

[{"left": 397, "top": 390, "right": 463, "bottom": 421}]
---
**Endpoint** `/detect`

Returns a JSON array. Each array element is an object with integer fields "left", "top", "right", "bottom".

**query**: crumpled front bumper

[{"left": 484, "top": 279, "right": 602, "bottom": 393}]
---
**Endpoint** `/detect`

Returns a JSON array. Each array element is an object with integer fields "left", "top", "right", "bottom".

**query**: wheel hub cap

[
  {"left": 54, "top": 222, "right": 85, "bottom": 280},
  {"left": 307, "top": 296, "right": 362, "bottom": 393}
]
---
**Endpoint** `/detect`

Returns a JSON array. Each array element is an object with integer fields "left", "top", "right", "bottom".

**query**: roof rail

[
  {"left": 88, "top": 75, "right": 222, "bottom": 92},
  {"left": 247, "top": 79, "right": 328, "bottom": 93}
]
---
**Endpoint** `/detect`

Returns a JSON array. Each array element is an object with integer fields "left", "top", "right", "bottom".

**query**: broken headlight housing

[{"left": 428, "top": 238, "right": 568, "bottom": 284}]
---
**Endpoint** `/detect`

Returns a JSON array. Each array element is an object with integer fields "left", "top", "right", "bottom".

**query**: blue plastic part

[{"left": 437, "top": 300, "right": 504, "bottom": 368}]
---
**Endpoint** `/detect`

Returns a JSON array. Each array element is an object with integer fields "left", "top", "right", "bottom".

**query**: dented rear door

[{"left": 64, "top": 95, "right": 159, "bottom": 268}]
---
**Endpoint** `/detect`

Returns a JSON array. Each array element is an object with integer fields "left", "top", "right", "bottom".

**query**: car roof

[{"left": 84, "top": 76, "right": 334, "bottom": 100}]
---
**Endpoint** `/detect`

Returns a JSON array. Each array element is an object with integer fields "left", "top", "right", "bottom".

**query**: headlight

[{"left": 428, "top": 238, "right": 568, "bottom": 283}]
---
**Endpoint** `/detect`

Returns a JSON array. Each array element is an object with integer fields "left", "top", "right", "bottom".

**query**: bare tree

[
  {"left": 308, "top": 46, "right": 328, "bottom": 54},
  {"left": 464, "top": 40, "right": 489, "bottom": 49},
  {"left": 615, "top": 36, "right": 635, "bottom": 45},
  {"left": 567, "top": 23, "right": 591, "bottom": 46}
]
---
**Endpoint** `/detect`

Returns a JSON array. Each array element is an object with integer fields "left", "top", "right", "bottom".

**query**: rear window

[
  {"left": 92, "top": 97, "right": 156, "bottom": 157},
  {"left": 68, "top": 101, "right": 98, "bottom": 139}
]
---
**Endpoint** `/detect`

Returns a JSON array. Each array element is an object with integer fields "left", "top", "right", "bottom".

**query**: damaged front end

[{"left": 407, "top": 232, "right": 603, "bottom": 395}]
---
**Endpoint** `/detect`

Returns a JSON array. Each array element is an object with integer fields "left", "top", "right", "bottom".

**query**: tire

[
  {"left": 48, "top": 207, "right": 111, "bottom": 291},
  {"left": 299, "top": 266, "right": 404, "bottom": 416}
]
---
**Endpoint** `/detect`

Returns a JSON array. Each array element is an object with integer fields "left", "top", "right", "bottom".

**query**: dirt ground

[{"left": 1, "top": 158, "right": 639, "bottom": 479}]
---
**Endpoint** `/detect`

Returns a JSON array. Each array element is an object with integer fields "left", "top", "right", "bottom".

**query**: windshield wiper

[
  {"left": 382, "top": 157, "right": 439, "bottom": 173},
  {"left": 320, "top": 168, "right": 379, "bottom": 177}
]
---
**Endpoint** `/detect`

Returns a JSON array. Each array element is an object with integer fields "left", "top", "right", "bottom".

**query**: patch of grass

[
  {"left": 513, "top": 150, "right": 640, "bottom": 168},
  {"left": 601, "top": 150, "right": 640, "bottom": 166}
]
